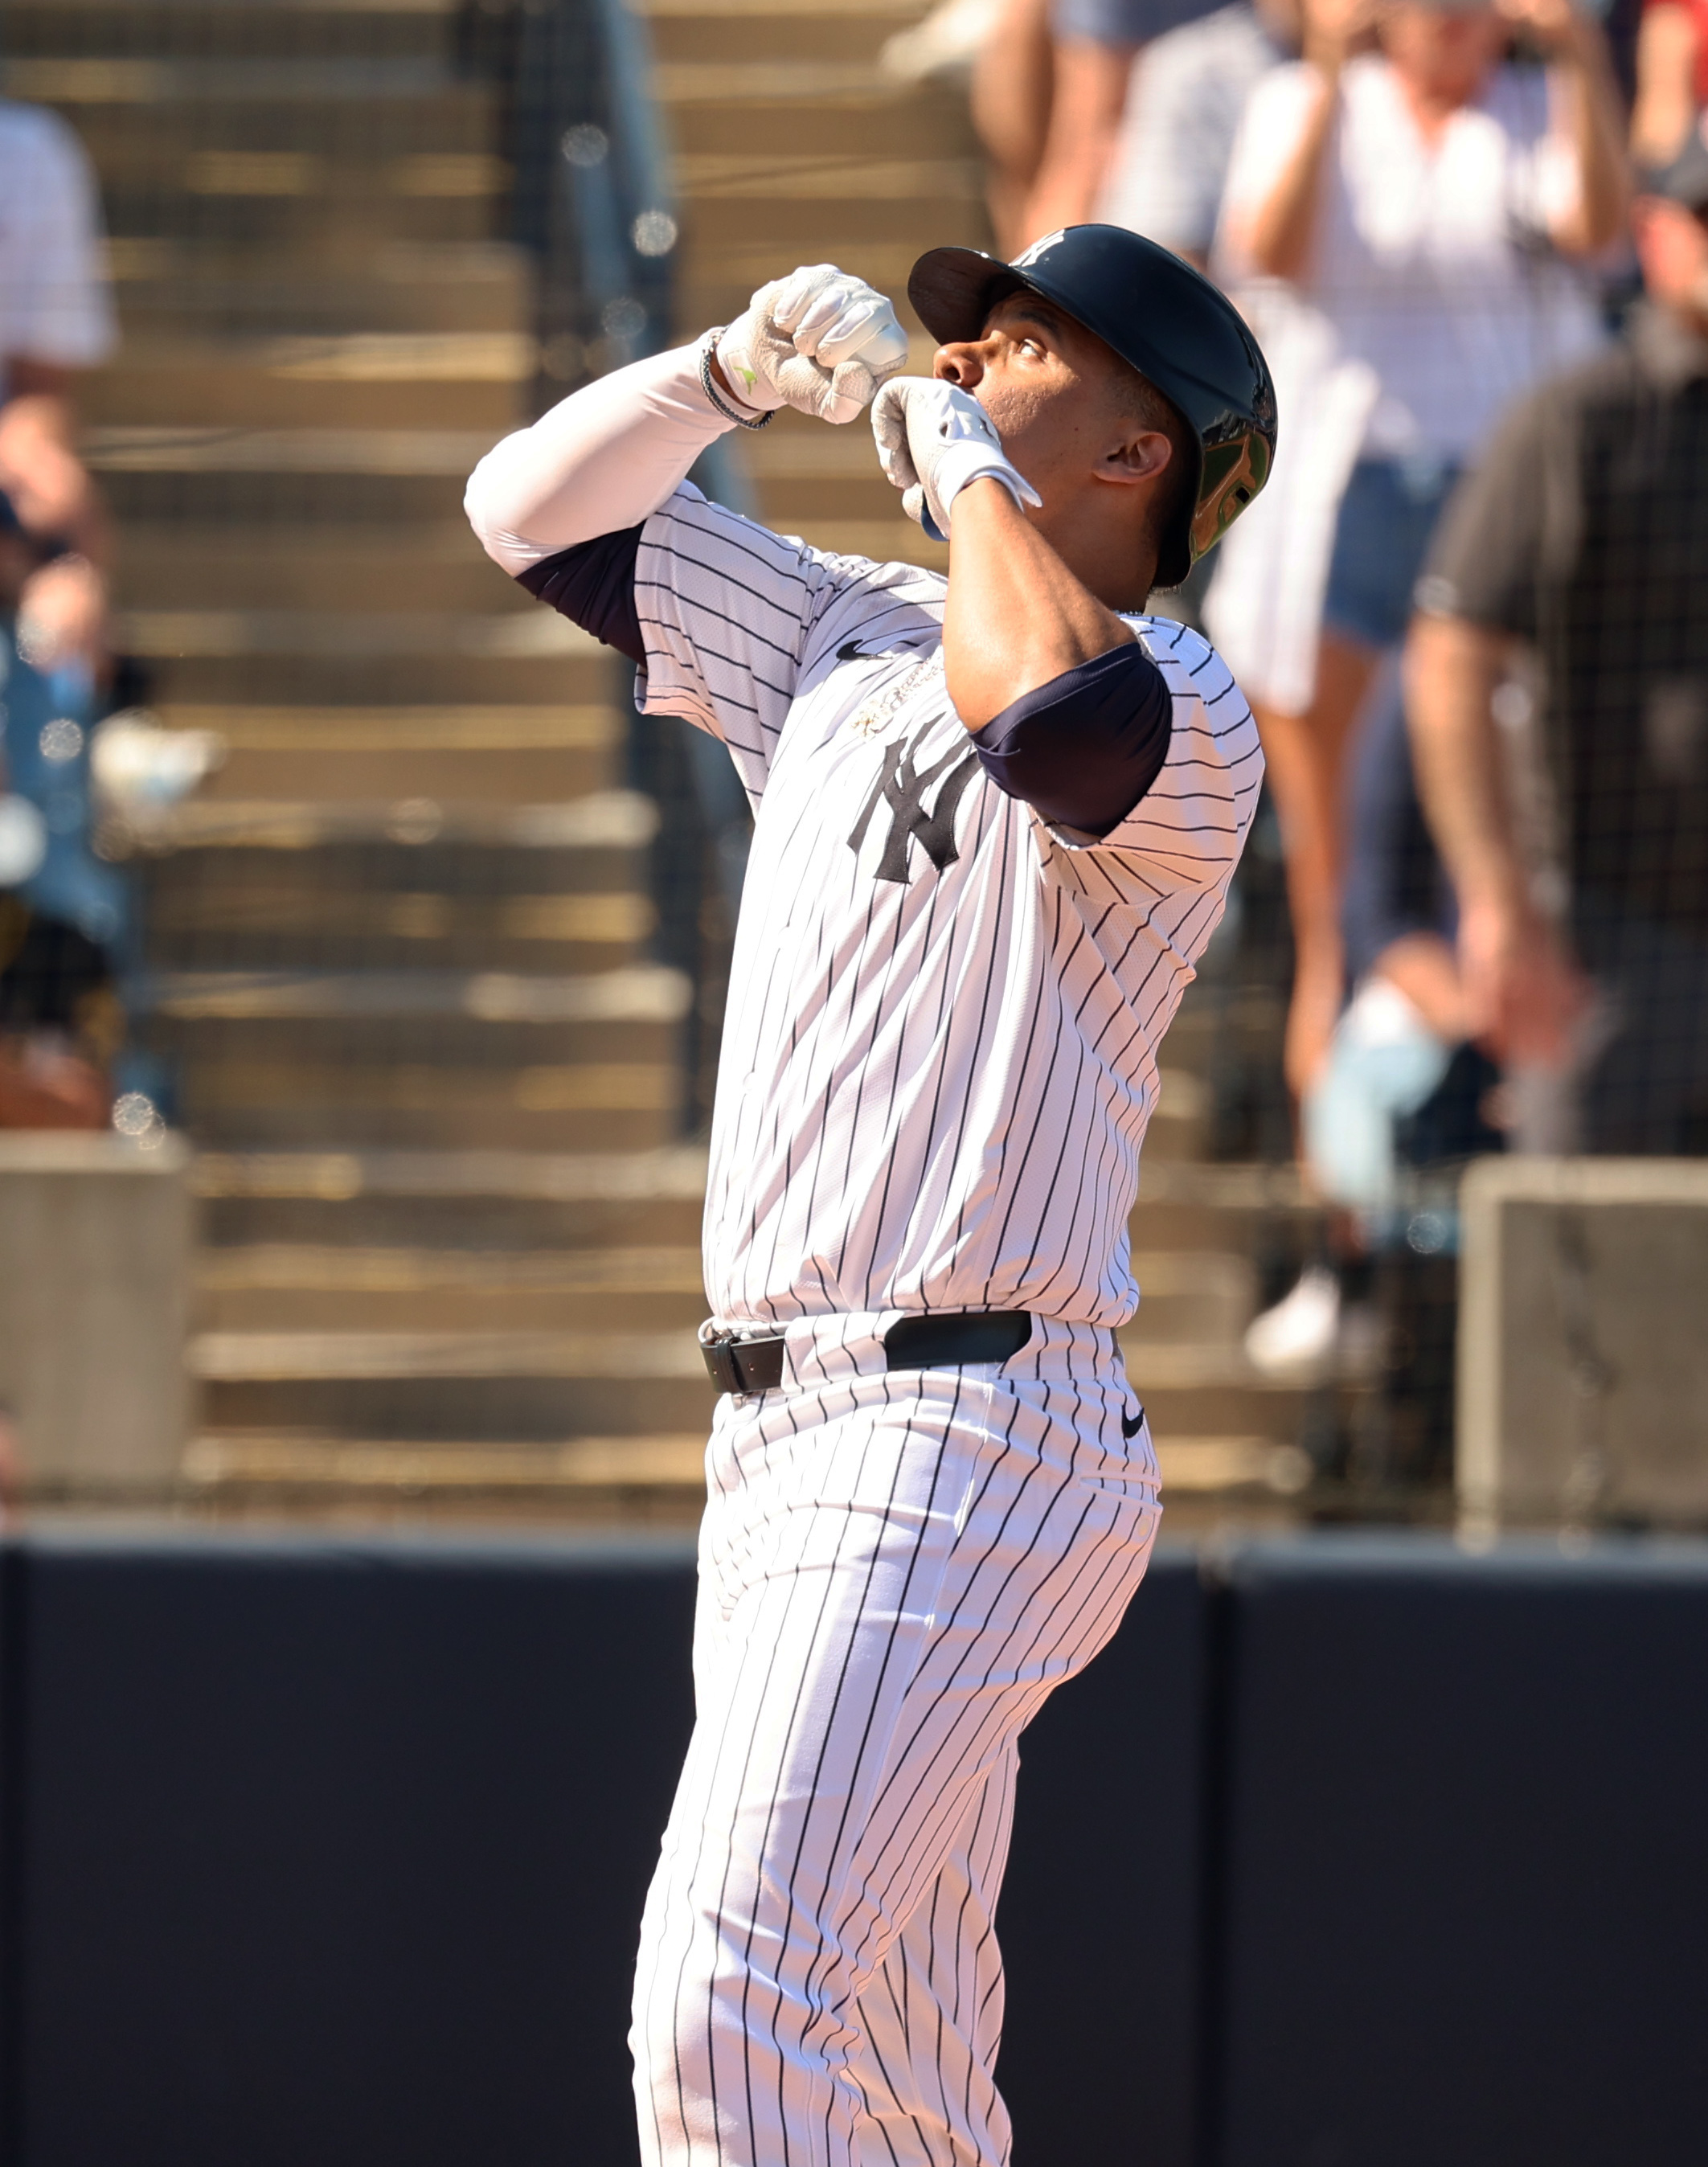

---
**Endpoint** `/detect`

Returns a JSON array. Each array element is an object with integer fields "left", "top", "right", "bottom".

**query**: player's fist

[
  {"left": 870, "top": 376, "right": 1042, "bottom": 539},
  {"left": 716, "top": 265, "right": 909, "bottom": 426}
]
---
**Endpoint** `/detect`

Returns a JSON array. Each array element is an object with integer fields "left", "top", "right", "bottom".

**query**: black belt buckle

[
  {"left": 701, "top": 1335, "right": 746, "bottom": 1395},
  {"left": 701, "top": 1331, "right": 788, "bottom": 1395}
]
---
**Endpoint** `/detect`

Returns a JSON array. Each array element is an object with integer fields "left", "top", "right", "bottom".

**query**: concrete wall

[
  {"left": 1459, "top": 1157, "right": 1708, "bottom": 1528},
  {"left": 0, "top": 1134, "right": 194, "bottom": 1493}
]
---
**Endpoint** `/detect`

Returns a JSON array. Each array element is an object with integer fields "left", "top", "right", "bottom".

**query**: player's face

[{"left": 930, "top": 296, "right": 1169, "bottom": 517}]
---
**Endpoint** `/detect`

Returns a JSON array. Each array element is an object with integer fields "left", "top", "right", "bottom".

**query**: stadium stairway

[{"left": 6, "top": 0, "right": 1322, "bottom": 1525}]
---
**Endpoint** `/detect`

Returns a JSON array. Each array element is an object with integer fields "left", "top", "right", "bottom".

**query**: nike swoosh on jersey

[
  {"left": 1121, "top": 1407, "right": 1145, "bottom": 1439},
  {"left": 838, "top": 637, "right": 932, "bottom": 663}
]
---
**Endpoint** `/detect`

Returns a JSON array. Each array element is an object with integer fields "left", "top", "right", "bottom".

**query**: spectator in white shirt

[
  {"left": 0, "top": 99, "right": 117, "bottom": 674},
  {"left": 1204, "top": 0, "right": 1626, "bottom": 1106}
]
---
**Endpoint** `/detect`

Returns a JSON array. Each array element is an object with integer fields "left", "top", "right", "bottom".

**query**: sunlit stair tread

[
  {"left": 140, "top": 962, "right": 690, "bottom": 1022},
  {"left": 192, "top": 1144, "right": 711, "bottom": 1202},
  {"left": 121, "top": 788, "right": 655, "bottom": 850}
]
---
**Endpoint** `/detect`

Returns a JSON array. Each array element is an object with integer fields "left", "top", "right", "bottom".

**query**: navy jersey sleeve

[
  {"left": 969, "top": 641, "right": 1173, "bottom": 838},
  {"left": 515, "top": 526, "right": 645, "bottom": 665}
]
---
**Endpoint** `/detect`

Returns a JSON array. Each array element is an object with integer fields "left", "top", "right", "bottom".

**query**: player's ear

[{"left": 1096, "top": 428, "right": 1173, "bottom": 490}]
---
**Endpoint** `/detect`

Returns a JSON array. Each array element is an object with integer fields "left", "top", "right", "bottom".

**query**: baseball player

[{"left": 466, "top": 224, "right": 1274, "bottom": 2167}]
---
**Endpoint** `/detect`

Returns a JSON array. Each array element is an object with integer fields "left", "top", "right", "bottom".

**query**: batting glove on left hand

[
  {"left": 716, "top": 264, "right": 910, "bottom": 426},
  {"left": 871, "top": 376, "right": 1042, "bottom": 540}
]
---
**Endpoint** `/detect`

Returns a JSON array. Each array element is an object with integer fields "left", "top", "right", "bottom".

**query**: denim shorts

[{"left": 1322, "top": 457, "right": 1461, "bottom": 650}]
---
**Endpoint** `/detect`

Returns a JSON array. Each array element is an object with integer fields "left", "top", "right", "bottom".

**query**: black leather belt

[{"left": 700, "top": 1311, "right": 1034, "bottom": 1396}]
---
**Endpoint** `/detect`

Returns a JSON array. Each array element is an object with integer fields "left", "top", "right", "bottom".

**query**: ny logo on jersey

[{"left": 847, "top": 724, "right": 980, "bottom": 884}]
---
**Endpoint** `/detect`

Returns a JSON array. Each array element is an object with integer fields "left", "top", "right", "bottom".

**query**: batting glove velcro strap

[
  {"left": 871, "top": 377, "right": 1042, "bottom": 539},
  {"left": 715, "top": 264, "right": 910, "bottom": 427}
]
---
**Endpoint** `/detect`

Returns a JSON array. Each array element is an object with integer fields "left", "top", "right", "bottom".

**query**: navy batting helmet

[{"left": 907, "top": 224, "right": 1276, "bottom": 590}]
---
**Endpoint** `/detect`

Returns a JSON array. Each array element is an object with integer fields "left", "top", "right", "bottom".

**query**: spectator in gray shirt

[{"left": 1100, "top": 0, "right": 1300, "bottom": 264}]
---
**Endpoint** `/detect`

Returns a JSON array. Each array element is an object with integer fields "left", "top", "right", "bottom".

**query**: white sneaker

[
  {"left": 1243, "top": 1265, "right": 1341, "bottom": 1381},
  {"left": 880, "top": 0, "right": 1001, "bottom": 83}
]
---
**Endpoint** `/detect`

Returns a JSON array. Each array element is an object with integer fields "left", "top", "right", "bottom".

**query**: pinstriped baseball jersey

[{"left": 636, "top": 482, "right": 1262, "bottom": 1329}]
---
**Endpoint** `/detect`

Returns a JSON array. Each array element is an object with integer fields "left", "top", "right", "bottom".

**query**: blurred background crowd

[
  {"left": 0, "top": 0, "right": 1703, "bottom": 1527},
  {"left": 899, "top": 0, "right": 1708, "bottom": 1387}
]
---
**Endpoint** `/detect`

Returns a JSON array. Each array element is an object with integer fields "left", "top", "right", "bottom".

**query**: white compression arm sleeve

[{"left": 464, "top": 341, "right": 737, "bottom": 575}]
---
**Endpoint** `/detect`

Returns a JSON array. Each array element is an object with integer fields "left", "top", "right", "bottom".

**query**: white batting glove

[
  {"left": 715, "top": 264, "right": 910, "bottom": 426},
  {"left": 871, "top": 376, "right": 1042, "bottom": 539}
]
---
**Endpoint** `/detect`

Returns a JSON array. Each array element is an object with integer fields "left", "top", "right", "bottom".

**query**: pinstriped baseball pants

[{"left": 630, "top": 1319, "right": 1160, "bottom": 2167}]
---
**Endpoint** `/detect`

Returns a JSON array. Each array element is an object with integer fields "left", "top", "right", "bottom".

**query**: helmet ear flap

[{"left": 1173, "top": 430, "right": 1272, "bottom": 584}]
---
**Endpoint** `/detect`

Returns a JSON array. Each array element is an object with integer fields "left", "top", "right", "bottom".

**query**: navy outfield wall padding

[
  {"left": 1, "top": 1532, "right": 1211, "bottom": 2167},
  {"left": 6, "top": 1528, "right": 1708, "bottom": 2165},
  {"left": 1210, "top": 1536, "right": 1708, "bottom": 2167},
  {"left": 9, "top": 1534, "right": 698, "bottom": 2167},
  {"left": 996, "top": 1550, "right": 1210, "bottom": 2167}
]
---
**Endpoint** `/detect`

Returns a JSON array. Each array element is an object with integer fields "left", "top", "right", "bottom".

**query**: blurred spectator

[
  {"left": 0, "top": 96, "right": 117, "bottom": 672},
  {"left": 1019, "top": 0, "right": 1227, "bottom": 243},
  {"left": 1630, "top": 0, "right": 1706, "bottom": 163},
  {"left": 1100, "top": 0, "right": 1302, "bottom": 264},
  {"left": 881, "top": 0, "right": 1059, "bottom": 256},
  {"left": 1206, "top": 0, "right": 1627, "bottom": 1108},
  {"left": 1407, "top": 127, "right": 1708, "bottom": 1153},
  {"left": 0, "top": 96, "right": 122, "bottom": 1129},
  {"left": 970, "top": 0, "right": 1058, "bottom": 251}
]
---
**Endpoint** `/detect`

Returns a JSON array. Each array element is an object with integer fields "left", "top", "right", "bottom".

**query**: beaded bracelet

[{"left": 698, "top": 331, "right": 776, "bottom": 431}]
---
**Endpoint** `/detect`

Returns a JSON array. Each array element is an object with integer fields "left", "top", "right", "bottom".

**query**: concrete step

[
  {"left": 137, "top": 965, "right": 690, "bottom": 1078},
  {"left": 99, "top": 188, "right": 501, "bottom": 254},
  {"left": 645, "top": 8, "right": 923, "bottom": 66},
  {"left": 178, "top": 1067, "right": 680, "bottom": 1153},
  {"left": 113, "top": 527, "right": 530, "bottom": 617},
  {"left": 84, "top": 337, "right": 528, "bottom": 429},
  {"left": 107, "top": 599, "right": 604, "bottom": 705},
  {"left": 1125, "top": 1249, "right": 1257, "bottom": 1349},
  {"left": 193, "top": 1143, "right": 711, "bottom": 1251},
  {"left": 3, "top": 59, "right": 494, "bottom": 158},
  {"left": 90, "top": 144, "right": 509, "bottom": 197},
  {"left": 196, "top": 1240, "right": 708, "bottom": 1333},
  {"left": 145, "top": 702, "right": 621, "bottom": 808},
  {"left": 667, "top": 83, "right": 977, "bottom": 164},
  {"left": 147, "top": 703, "right": 621, "bottom": 804},
  {"left": 129, "top": 651, "right": 608, "bottom": 710},
  {"left": 146, "top": 886, "right": 652, "bottom": 974},
  {"left": 106, "top": 239, "right": 531, "bottom": 336},
  {"left": 156, "top": 969, "right": 672, "bottom": 1024},
  {"left": 196, "top": 1366, "right": 719, "bottom": 1447},
  {"left": 1128, "top": 1159, "right": 1317, "bottom": 1255},
  {"left": 88, "top": 423, "right": 504, "bottom": 526},
  {"left": 178, "top": 1431, "right": 715, "bottom": 1518},
  {"left": 133, "top": 848, "right": 653, "bottom": 974},
  {"left": 5, "top": 0, "right": 461, "bottom": 64},
  {"left": 676, "top": 152, "right": 980, "bottom": 207}
]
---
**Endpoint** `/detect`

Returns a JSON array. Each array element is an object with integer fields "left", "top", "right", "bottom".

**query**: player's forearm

[
  {"left": 1403, "top": 612, "right": 1528, "bottom": 913},
  {"left": 941, "top": 477, "right": 1133, "bottom": 730},
  {"left": 465, "top": 342, "right": 733, "bottom": 573}
]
